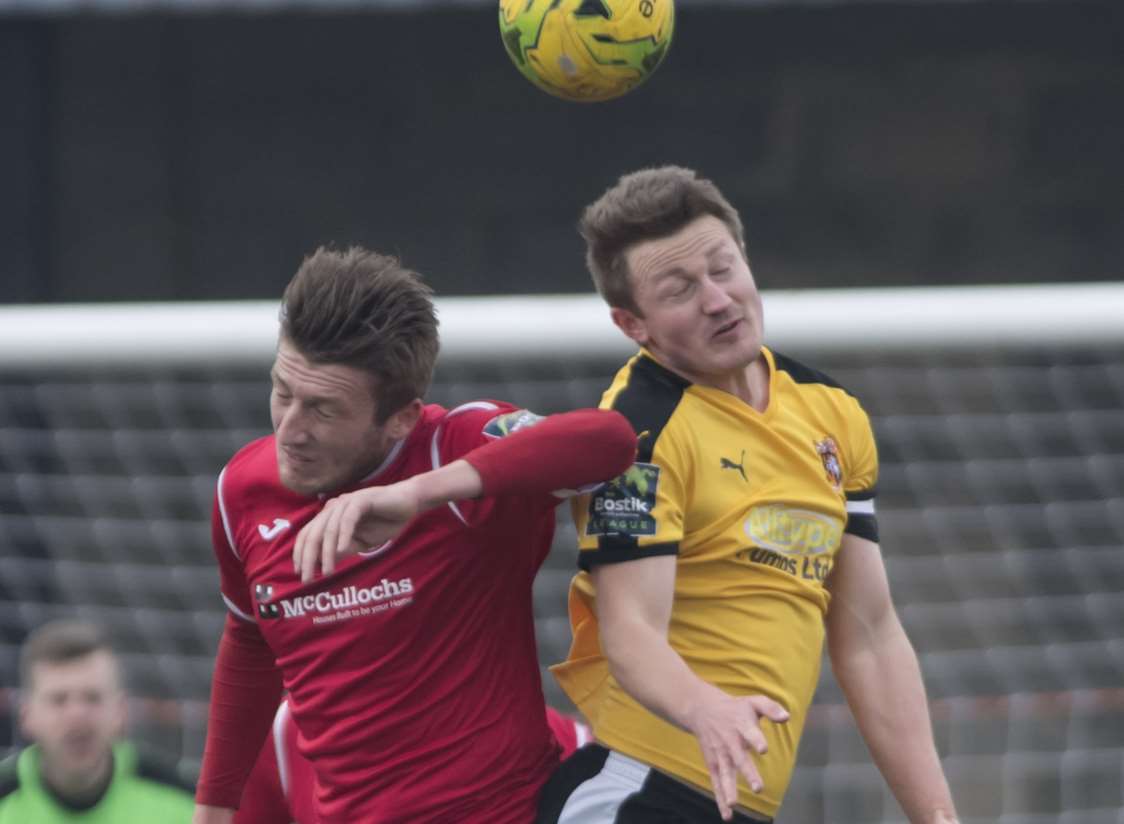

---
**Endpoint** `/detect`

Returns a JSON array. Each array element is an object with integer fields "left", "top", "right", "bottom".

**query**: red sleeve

[
  {"left": 233, "top": 712, "right": 291, "bottom": 824},
  {"left": 464, "top": 408, "right": 636, "bottom": 499},
  {"left": 196, "top": 615, "right": 285, "bottom": 809}
]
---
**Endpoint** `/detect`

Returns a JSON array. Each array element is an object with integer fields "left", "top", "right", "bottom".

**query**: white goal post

[{"left": 2, "top": 281, "right": 1122, "bottom": 368}]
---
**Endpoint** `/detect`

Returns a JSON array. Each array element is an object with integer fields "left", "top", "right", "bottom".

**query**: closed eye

[{"left": 661, "top": 279, "right": 694, "bottom": 300}]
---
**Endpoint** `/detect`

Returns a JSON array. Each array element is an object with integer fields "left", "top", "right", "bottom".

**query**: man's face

[
  {"left": 20, "top": 652, "right": 125, "bottom": 779},
  {"left": 270, "top": 340, "right": 399, "bottom": 496},
  {"left": 614, "top": 214, "right": 764, "bottom": 384}
]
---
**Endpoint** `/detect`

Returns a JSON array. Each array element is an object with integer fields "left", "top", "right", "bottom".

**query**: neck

[
  {"left": 720, "top": 359, "right": 769, "bottom": 410},
  {"left": 647, "top": 348, "right": 771, "bottom": 412},
  {"left": 39, "top": 749, "right": 114, "bottom": 809},
  {"left": 706, "top": 358, "right": 770, "bottom": 411},
  {"left": 356, "top": 435, "right": 403, "bottom": 485}
]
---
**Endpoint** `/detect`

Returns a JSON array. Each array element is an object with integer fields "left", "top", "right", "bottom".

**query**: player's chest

[
  {"left": 240, "top": 503, "right": 495, "bottom": 640},
  {"left": 684, "top": 412, "right": 849, "bottom": 585},
  {"left": 692, "top": 412, "right": 845, "bottom": 515}
]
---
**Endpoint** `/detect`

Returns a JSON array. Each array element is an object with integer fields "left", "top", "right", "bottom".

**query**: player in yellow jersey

[{"left": 536, "top": 167, "right": 959, "bottom": 824}]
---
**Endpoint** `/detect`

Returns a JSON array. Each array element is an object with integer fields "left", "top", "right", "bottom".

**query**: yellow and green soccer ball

[{"left": 499, "top": 0, "right": 674, "bottom": 103}]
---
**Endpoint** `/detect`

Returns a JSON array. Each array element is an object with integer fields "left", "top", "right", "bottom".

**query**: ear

[
  {"left": 610, "top": 307, "right": 649, "bottom": 346},
  {"left": 385, "top": 398, "right": 424, "bottom": 440}
]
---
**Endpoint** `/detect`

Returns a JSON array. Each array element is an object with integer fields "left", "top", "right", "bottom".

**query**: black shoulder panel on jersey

[
  {"left": 134, "top": 749, "right": 196, "bottom": 794},
  {"left": 611, "top": 355, "right": 690, "bottom": 462},
  {"left": 771, "top": 351, "right": 854, "bottom": 397},
  {"left": 0, "top": 752, "right": 20, "bottom": 799}
]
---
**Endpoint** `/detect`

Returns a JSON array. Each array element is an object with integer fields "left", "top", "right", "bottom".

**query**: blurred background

[
  {"left": 2, "top": 0, "right": 1122, "bottom": 302},
  {"left": 1, "top": 0, "right": 1122, "bottom": 821}
]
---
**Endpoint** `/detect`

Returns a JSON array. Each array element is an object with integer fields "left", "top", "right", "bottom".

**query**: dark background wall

[{"left": 1, "top": 0, "right": 1121, "bottom": 303}]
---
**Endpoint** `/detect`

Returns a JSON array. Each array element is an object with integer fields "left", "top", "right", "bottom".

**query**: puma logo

[
  {"left": 720, "top": 450, "right": 747, "bottom": 482},
  {"left": 258, "top": 518, "right": 292, "bottom": 541}
]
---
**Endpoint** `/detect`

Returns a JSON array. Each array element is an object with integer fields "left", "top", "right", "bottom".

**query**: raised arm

[
  {"left": 294, "top": 407, "right": 636, "bottom": 581},
  {"left": 593, "top": 555, "right": 789, "bottom": 822},
  {"left": 825, "top": 533, "right": 959, "bottom": 824}
]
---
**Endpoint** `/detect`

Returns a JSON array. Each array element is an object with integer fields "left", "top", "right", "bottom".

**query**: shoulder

[
  {"left": 416, "top": 400, "right": 516, "bottom": 467},
  {"left": 221, "top": 435, "right": 277, "bottom": 490},
  {"left": 0, "top": 751, "right": 20, "bottom": 801},
  {"left": 435, "top": 400, "right": 521, "bottom": 440},
  {"left": 770, "top": 350, "right": 853, "bottom": 395},
  {"left": 440, "top": 399, "right": 509, "bottom": 422},
  {"left": 604, "top": 355, "right": 691, "bottom": 462},
  {"left": 771, "top": 350, "right": 868, "bottom": 411},
  {"left": 216, "top": 435, "right": 286, "bottom": 525}
]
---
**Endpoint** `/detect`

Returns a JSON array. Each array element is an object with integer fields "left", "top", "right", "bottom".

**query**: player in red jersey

[
  {"left": 235, "top": 699, "right": 592, "bottom": 824},
  {"left": 192, "top": 246, "right": 635, "bottom": 824}
]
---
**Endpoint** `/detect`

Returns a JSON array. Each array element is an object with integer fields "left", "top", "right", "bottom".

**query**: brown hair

[
  {"left": 280, "top": 246, "right": 439, "bottom": 423},
  {"left": 579, "top": 165, "right": 746, "bottom": 312},
  {"left": 20, "top": 620, "right": 116, "bottom": 689}
]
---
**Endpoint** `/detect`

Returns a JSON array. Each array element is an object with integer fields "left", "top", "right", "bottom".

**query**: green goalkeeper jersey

[{"left": 0, "top": 741, "right": 194, "bottom": 823}]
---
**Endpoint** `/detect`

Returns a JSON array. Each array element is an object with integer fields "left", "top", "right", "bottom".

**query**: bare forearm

[
  {"left": 604, "top": 617, "right": 718, "bottom": 732},
  {"left": 832, "top": 621, "right": 956, "bottom": 822}
]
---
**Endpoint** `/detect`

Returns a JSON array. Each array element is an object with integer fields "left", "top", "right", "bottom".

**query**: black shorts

[{"left": 535, "top": 744, "right": 773, "bottom": 824}]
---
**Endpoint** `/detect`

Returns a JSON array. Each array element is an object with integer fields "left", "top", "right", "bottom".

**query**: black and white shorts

[{"left": 535, "top": 744, "right": 773, "bottom": 824}]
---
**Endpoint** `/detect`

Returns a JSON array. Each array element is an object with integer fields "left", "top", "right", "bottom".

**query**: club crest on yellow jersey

[{"left": 815, "top": 435, "right": 843, "bottom": 490}]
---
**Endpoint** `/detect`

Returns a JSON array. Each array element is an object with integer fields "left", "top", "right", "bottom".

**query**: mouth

[
  {"left": 281, "top": 448, "right": 316, "bottom": 467},
  {"left": 713, "top": 318, "right": 743, "bottom": 338},
  {"left": 63, "top": 732, "right": 97, "bottom": 754}
]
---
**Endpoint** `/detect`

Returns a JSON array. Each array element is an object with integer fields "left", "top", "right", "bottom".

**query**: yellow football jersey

[{"left": 552, "top": 346, "right": 879, "bottom": 819}]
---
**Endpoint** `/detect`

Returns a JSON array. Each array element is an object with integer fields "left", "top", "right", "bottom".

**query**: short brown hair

[
  {"left": 579, "top": 166, "right": 746, "bottom": 312},
  {"left": 20, "top": 620, "right": 116, "bottom": 689},
  {"left": 280, "top": 246, "right": 439, "bottom": 423}
]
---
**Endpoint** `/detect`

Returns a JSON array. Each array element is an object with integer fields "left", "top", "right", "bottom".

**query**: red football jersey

[
  {"left": 235, "top": 699, "right": 316, "bottom": 824},
  {"left": 236, "top": 701, "right": 592, "bottom": 824},
  {"left": 213, "top": 402, "right": 563, "bottom": 823}
]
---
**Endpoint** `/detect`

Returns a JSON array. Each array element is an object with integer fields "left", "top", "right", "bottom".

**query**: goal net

[{"left": 1, "top": 283, "right": 1121, "bottom": 822}]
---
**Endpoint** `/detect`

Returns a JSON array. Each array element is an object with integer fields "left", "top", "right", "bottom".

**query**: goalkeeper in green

[{"left": 0, "top": 620, "right": 194, "bottom": 823}]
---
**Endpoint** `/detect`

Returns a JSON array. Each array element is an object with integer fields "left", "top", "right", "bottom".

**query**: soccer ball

[{"left": 499, "top": 0, "right": 674, "bottom": 103}]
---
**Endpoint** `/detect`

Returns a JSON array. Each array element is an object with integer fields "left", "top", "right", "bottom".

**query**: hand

[
  {"left": 293, "top": 480, "right": 420, "bottom": 583},
  {"left": 683, "top": 683, "right": 789, "bottom": 822},
  {"left": 192, "top": 805, "right": 235, "bottom": 824}
]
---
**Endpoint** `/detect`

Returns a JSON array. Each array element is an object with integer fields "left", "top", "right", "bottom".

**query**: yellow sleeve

[
  {"left": 572, "top": 425, "right": 689, "bottom": 570},
  {"left": 842, "top": 397, "right": 880, "bottom": 542}
]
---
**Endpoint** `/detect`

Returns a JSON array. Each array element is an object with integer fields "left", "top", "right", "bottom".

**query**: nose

[
  {"left": 61, "top": 694, "right": 92, "bottom": 724},
  {"left": 275, "top": 404, "right": 311, "bottom": 445},
  {"left": 700, "top": 275, "right": 734, "bottom": 315}
]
